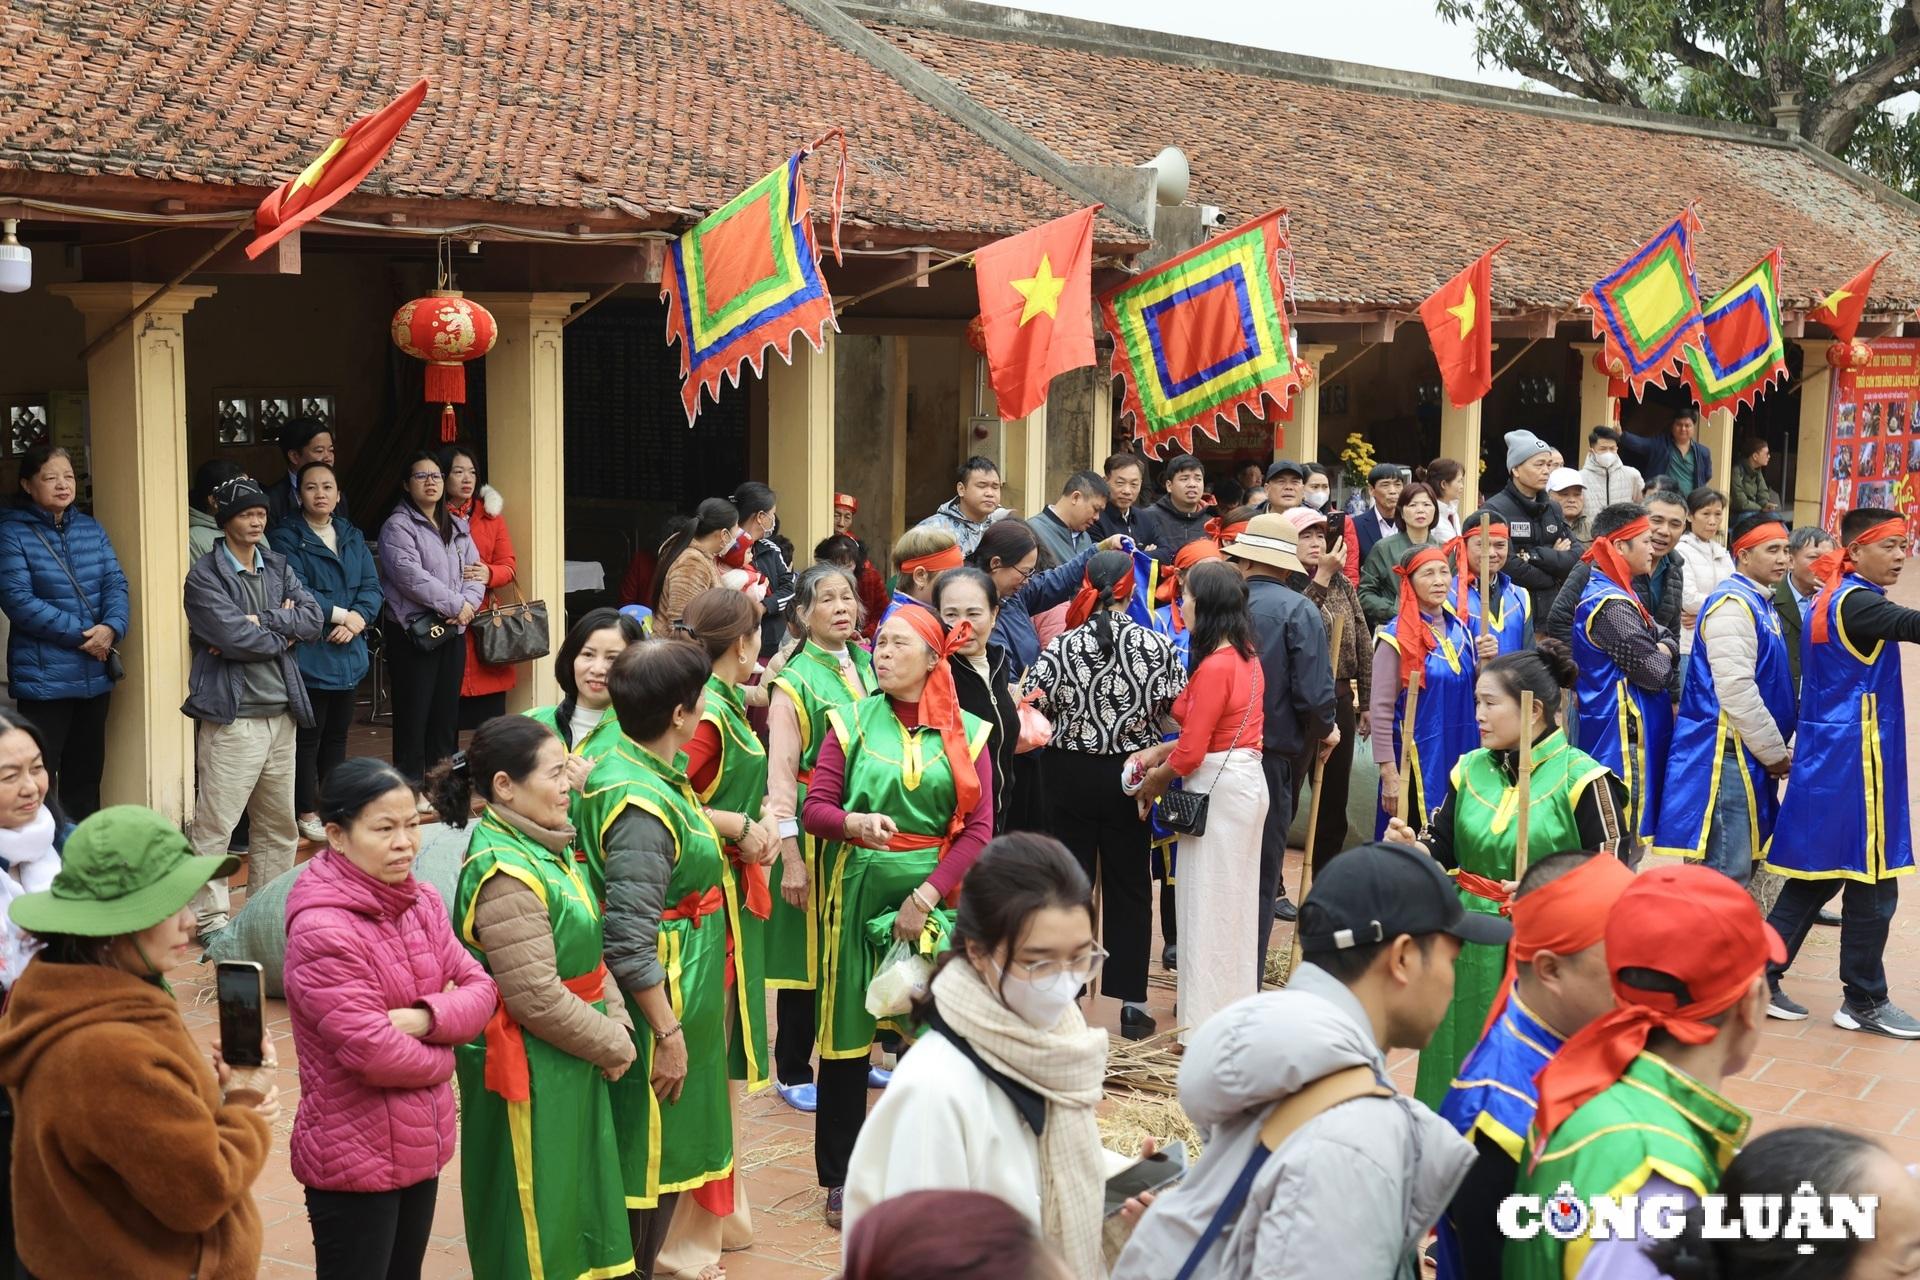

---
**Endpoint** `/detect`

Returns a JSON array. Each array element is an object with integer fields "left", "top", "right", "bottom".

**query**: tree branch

[
  {"left": 1531, "top": 0, "right": 1641, "bottom": 104},
  {"left": 1808, "top": 0, "right": 1920, "bottom": 151},
  {"left": 1503, "top": 50, "right": 1620, "bottom": 99}
]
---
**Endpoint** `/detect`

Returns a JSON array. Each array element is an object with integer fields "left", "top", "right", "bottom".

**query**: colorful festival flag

[
  {"left": 1580, "top": 208, "right": 1707, "bottom": 399},
  {"left": 247, "top": 79, "right": 429, "bottom": 259},
  {"left": 1099, "top": 208, "right": 1301, "bottom": 458},
  {"left": 1682, "top": 248, "right": 1788, "bottom": 415},
  {"left": 1809, "top": 253, "right": 1887, "bottom": 345},
  {"left": 662, "top": 135, "right": 847, "bottom": 424},
  {"left": 1417, "top": 241, "right": 1507, "bottom": 408},
  {"left": 973, "top": 206, "right": 1101, "bottom": 421}
]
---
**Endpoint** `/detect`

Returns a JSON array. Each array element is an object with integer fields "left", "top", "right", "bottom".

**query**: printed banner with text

[{"left": 1822, "top": 338, "right": 1920, "bottom": 530}]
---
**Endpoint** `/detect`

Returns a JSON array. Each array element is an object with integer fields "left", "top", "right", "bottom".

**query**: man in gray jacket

[
  {"left": 1114, "top": 843, "right": 1505, "bottom": 1280},
  {"left": 182, "top": 476, "right": 323, "bottom": 941}
]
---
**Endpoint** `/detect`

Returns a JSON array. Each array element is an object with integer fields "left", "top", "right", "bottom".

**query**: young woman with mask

[
  {"left": 764, "top": 564, "right": 875, "bottom": 1112},
  {"left": 732, "top": 482, "right": 795, "bottom": 660},
  {"left": 934, "top": 567, "right": 1018, "bottom": 833},
  {"left": 652, "top": 498, "right": 740, "bottom": 631},
  {"left": 842, "top": 834, "right": 1110, "bottom": 1278}
]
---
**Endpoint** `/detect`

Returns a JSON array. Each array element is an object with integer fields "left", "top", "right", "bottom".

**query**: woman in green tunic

[
  {"left": 524, "top": 609, "right": 646, "bottom": 883},
  {"left": 435, "top": 715, "right": 638, "bottom": 1280},
  {"left": 765, "top": 564, "right": 875, "bottom": 1111},
  {"left": 574, "top": 639, "right": 737, "bottom": 1275},
  {"left": 1385, "top": 643, "right": 1629, "bottom": 1110},
  {"left": 801, "top": 606, "right": 995, "bottom": 1228}
]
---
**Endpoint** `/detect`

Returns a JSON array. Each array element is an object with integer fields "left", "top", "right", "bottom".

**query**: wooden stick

[
  {"left": 1488, "top": 337, "right": 1543, "bottom": 387},
  {"left": 561, "top": 281, "right": 625, "bottom": 328},
  {"left": 1396, "top": 680, "right": 1421, "bottom": 826},
  {"left": 1514, "top": 690, "right": 1535, "bottom": 882},
  {"left": 1286, "top": 612, "right": 1345, "bottom": 982},
  {"left": 79, "top": 221, "right": 249, "bottom": 360},
  {"left": 1317, "top": 342, "right": 1378, "bottom": 385},
  {"left": 1476, "top": 511, "right": 1493, "bottom": 641},
  {"left": 833, "top": 252, "right": 973, "bottom": 314}
]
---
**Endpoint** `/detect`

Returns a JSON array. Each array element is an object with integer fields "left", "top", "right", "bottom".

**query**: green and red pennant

[
  {"left": 1417, "top": 241, "right": 1507, "bottom": 408},
  {"left": 1100, "top": 207, "right": 1302, "bottom": 458},
  {"left": 972, "top": 206, "right": 1101, "bottom": 421},
  {"left": 1682, "top": 248, "right": 1788, "bottom": 415},
  {"left": 1809, "top": 253, "right": 1887, "bottom": 344},
  {"left": 247, "top": 79, "right": 429, "bottom": 259},
  {"left": 1580, "top": 207, "right": 1707, "bottom": 398}
]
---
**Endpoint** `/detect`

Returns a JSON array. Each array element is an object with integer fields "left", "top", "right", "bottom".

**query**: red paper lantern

[
  {"left": 1295, "top": 359, "right": 1316, "bottom": 391},
  {"left": 392, "top": 289, "right": 497, "bottom": 442},
  {"left": 965, "top": 313, "right": 988, "bottom": 356}
]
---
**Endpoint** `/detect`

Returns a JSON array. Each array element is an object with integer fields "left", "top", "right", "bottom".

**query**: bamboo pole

[
  {"left": 561, "top": 281, "right": 625, "bottom": 328},
  {"left": 1514, "top": 690, "right": 1535, "bottom": 882},
  {"left": 1396, "top": 680, "right": 1421, "bottom": 826},
  {"left": 1317, "top": 343, "right": 1379, "bottom": 385},
  {"left": 1487, "top": 337, "right": 1543, "bottom": 387},
  {"left": 1287, "top": 612, "right": 1345, "bottom": 982},
  {"left": 79, "top": 221, "right": 249, "bottom": 361},
  {"left": 833, "top": 252, "right": 972, "bottom": 314},
  {"left": 1476, "top": 511, "right": 1492, "bottom": 641}
]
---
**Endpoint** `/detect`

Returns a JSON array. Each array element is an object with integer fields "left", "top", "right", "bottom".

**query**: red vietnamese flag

[
  {"left": 246, "top": 79, "right": 430, "bottom": 259},
  {"left": 973, "top": 206, "right": 1100, "bottom": 420},
  {"left": 1810, "top": 253, "right": 1888, "bottom": 344},
  {"left": 1418, "top": 241, "right": 1508, "bottom": 408}
]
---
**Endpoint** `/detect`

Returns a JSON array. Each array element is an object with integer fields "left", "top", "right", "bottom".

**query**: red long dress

[{"left": 452, "top": 486, "right": 519, "bottom": 698}]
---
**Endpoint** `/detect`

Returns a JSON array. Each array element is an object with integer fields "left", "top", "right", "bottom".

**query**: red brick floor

[{"left": 167, "top": 610, "right": 1920, "bottom": 1276}]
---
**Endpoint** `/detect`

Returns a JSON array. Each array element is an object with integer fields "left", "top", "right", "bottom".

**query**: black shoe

[
  {"left": 1162, "top": 943, "right": 1178, "bottom": 972},
  {"left": 1817, "top": 908, "right": 1843, "bottom": 926},
  {"left": 1272, "top": 894, "right": 1298, "bottom": 922},
  {"left": 1767, "top": 986, "right": 1809, "bottom": 1021},
  {"left": 1120, "top": 1006, "right": 1158, "bottom": 1041}
]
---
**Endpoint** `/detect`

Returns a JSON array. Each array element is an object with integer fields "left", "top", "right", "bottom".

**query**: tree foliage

[{"left": 1437, "top": 0, "right": 1920, "bottom": 193}]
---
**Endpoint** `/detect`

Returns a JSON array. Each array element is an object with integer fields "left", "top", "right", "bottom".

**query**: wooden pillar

[
  {"left": 467, "top": 292, "right": 585, "bottom": 713},
  {"left": 1704, "top": 406, "right": 1736, "bottom": 519},
  {"left": 887, "top": 335, "right": 910, "bottom": 546},
  {"left": 1440, "top": 400, "right": 1483, "bottom": 486},
  {"left": 1002, "top": 403, "right": 1049, "bottom": 518},
  {"left": 1793, "top": 341, "right": 1833, "bottom": 529},
  {"left": 53, "top": 282, "right": 216, "bottom": 821},
  {"left": 768, "top": 332, "right": 836, "bottom": 561},
  {"left": 1293, "top": 343, "right": 1338, "bottom": 465},
  {"left": 1572, "top": 341, "right": 1617, "bottom": 432},
  {"left": 1090, "top": 367, "right": 1113, "bottom": 472}
]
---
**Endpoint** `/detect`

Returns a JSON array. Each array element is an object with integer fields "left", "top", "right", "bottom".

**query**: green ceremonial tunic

[
  {"left": 697, "top": 673, "right": 772, "bottom": 1092},
  {"left": 1414, "top": 732, "right": 1608, "bottom": 1110},
  {"left": 817, "top": 697, "right": 990, "bottom": 1058},
  {"left": 767, "top": 642, "right": 875, "bottom": 989},
  {"left": 576, "top": 741, "right": 734, "bottom": 1207},
  {"left": 1508, "top": 1052, "right": 1747, "bottom": 1280},
  {"left": 452, "top": 808, "right": 634, "bottom": 1280},
  {"left": 526, "top": 701, "right": 627, "bottom": 902}
]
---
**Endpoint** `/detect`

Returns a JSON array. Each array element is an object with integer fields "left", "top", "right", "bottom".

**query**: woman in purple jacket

[
  {"left": 377, "top": 452, "right": 485, "bottom": 788},
  {"left": 283, "top": 757, "right": 497, "bottom": 1280}
]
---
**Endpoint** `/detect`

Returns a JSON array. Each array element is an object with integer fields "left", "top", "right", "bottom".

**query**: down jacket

[
  {"left": 0, "top": 503, "right": 130, "bottom": 701},
  {"left": 282, "top": 847, "right": 497, "bottom": 1193},
  {"left": 269, "top": 516, "right": 384, "bottom": 693},
  {"left": 376, "top": 502, "right": 484, "bottom": 630}
]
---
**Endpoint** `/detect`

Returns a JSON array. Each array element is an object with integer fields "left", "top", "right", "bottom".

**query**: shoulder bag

[
  {"left": 472, "top": 579, "right": 552, "bottom": 666},
  {"left": 27, "top": 524, "right": 124, "bottom": 682},
  {"left": 1156, "top": 660, "right": 1259, "bottom": 838}
]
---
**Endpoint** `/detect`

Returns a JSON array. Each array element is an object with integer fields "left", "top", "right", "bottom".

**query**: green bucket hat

[{"left": 9, "top": 806, "right": 239, "bottom": 937}]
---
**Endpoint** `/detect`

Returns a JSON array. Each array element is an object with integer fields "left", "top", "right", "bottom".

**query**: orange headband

[
  {"left": 1731, "top": 520, "right": 1789, "bottom": 556},
  {"left": 1580, "top": 515, "right": 1652, "bottom": 625},
  {"left": 1157, "top": 541, "right": 1224, "bottom": 605},
  {"left": 1447, "top": 519, "right": 1511, "bottom": 620},
  {"left": 888, "top": 606, "right": 981, "bottom": 842},
  {"left": 1066, "top": 562, "right": 1136, "bottom": 630},
  {"left": 1478, "top": 854, "right": 1635, "bottom": 1042},
  {"left": 1392, "top": 545, "right": 1451, "bottom": 690},
  {"left": 1204, "top": 517, "right": 1250, "bottom": 548},
  {"left": 900, "top": 545, "right": 964, "bottom": 576},
  {"left": 1809, "top": 517, "right": 1906, "bottom": 644}
]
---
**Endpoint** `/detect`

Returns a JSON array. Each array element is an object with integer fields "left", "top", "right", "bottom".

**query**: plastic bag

[{"left": 865, "top": 940, "right": 934, "bottom": 1017}]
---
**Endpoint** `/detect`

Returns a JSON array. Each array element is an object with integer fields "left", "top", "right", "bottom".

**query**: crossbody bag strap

[
  {"left": 1172, "top": 1064, "right": 1393, "bottom": 1280},
  {"left": 26, "top": 524, "right": 102, "bottom": 628}
]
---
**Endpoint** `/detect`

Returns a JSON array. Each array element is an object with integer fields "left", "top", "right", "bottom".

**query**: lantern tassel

[
  {"left": 440, "top": 404, "right": 458, "bottom": 444},
  {"left": 425, "top": 362, "right": 466, "bottom": 406}
]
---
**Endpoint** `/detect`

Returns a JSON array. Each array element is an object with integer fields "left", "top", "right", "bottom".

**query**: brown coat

[
  {"left": 656, "top": 547, "right": 722, "bottom": 630},
  {"left": 0, "top": 960, "right": 270, "bottom": 1279}
]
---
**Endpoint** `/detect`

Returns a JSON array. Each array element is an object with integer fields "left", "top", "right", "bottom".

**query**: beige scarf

[
  {"left": 488, "top": 801, "right": 577, "bottom": 857},
  {"left": 931, "top": 960, "right": 1109, "bottom": 1278}
]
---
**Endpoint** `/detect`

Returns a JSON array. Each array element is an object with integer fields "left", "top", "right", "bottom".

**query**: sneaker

[
  {"left": 297, "top": 816, "right": 326, "bottom": 844},
  {"left": 825, "top": 1185, "right": 845, "bottom": 1230},
  {"left": 1767, "top": 986, "right": 1809, "bottom": 1020},
  {"left": 1835, "top": 1000, "right": 1920, "bottom": 1040},
  {"left": 866, "top": 1067, "right": 892, "bottom": 1089},
  {"left": 774, "top": 1080, "right": 817, "bottom": 1113},
  {"left": 1272, "top": 894, "right": 1298, "bottom": 922}
]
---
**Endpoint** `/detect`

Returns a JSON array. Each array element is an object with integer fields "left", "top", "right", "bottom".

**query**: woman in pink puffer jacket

[{"left": 283, "top": 758, "right": 497, "bottom": 1280}]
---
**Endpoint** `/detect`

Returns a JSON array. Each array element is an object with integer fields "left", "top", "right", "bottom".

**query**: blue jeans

[
  {"left": 1767, "top": 876, "right": 1899, "bottom": 1008},
  {"left": 1700, "top": 743, "right": 1758, "bottom": 884}
]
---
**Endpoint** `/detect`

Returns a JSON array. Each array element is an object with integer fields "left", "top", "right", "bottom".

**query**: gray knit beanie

[{"left": 1504, "top": 430, "right": 1552, "bottom": 470}]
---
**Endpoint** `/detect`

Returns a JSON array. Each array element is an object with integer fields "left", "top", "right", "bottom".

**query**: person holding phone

[
  {"left": 843, "top": 834, "right": 1111, "bottom": 1278},
  {"left": 282, "top": 758, "right": 498, "bottom": 1280},
  {"left": 0, "top": 806, "right": 278, "bottom": 1280}
]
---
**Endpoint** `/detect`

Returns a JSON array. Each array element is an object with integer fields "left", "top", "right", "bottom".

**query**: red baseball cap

[{"left": 1606, "top": 864, "right": 1787, "bottom": 989}]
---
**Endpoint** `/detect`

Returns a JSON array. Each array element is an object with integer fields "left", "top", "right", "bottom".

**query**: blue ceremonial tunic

[
  {"left": 1445, "top": 574, "right": 1532, "bottom": 654},
  {"left": 1764, "top": 574, "right": 1915, "bottom": 882},
  {"left": 1655, "top": 574, "right": 1797, "bottom": 860},
  {"left": 1570, "top": 569, "right": 1674, "bottom": 844},
  {"left": 1151, "top": 603, "right": 1193, "bottom": 666},
  {"left": 1435, "top": 987, "right": 1565, "bottom": 1280},
  {"left": 877, "top": 589, "right": 931, "bottom": 631},
  {"left": 1375, "top": 610, "right": 1479, "bottom": 836}
]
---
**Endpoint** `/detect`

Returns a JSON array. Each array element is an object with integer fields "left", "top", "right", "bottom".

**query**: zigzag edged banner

[
  {"left": 1683, "top": 248, "right": 1788, "bottom": 416},
  {"left": 1580, "top": 206, "right": 1707, "bottom": 399}
]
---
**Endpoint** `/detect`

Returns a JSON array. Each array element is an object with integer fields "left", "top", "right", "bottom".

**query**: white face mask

[
  {"left": 1304, "top": 488, "right": 1330, "bottom": 510},
  {"left": 1590, "top": 451, "right": 1619, "bottom": 470},
  {"left": 992, "top": 963, "right": 1081, "bottom": 1029}
]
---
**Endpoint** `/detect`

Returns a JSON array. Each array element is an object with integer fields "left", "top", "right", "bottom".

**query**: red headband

[
  {"left": 1392, "top": 545, "right": 1451, "bottom": 690},
  {"left": 1809, "top": 517, "right": 1906, "bottom": 645},
  {"left": 1447, "top": 518, "right": 1511, "bottom": 622},
  {"left": 1478, "top": 854, "right": 1635, "bottom": 1042},
  {"left": 1066, "top": 562, "right": 1137, "bottom": 630},
  {"left": 1731, "top": 520, "right": 1789, "bottom": 556},
  {"left": 1205, "top": 516, "right": 1250, "bottom": 548},
  {"left": 887, "top": 606, "right": 981, "bottom": 843},
  {"left": 1580, "top": 515, "right": 1652, "bottom": 625},
  {"left": 1157, "top": 541, "right": 1224, "bottom": 606},
  {"left": 900, "top": 545, "right": 964, "bottom": 576}
]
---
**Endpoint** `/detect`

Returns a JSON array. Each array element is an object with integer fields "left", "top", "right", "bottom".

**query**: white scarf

[
  {"left": 0, "top": 806, "right": 60, "bottom": 988},
  {"left": 931, "top": 960, "right": 1109, "bottom": 1278}
]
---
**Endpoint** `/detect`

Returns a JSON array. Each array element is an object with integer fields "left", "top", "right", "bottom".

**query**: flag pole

[
  {"left": 1316, "top": 342, "right": 1379, "bottom": 385},
  {"left": 833, "top": 252, "right": 974, "bottom": 315},
  {"left": 1477, "top": 512, "right": 1493, "bottom": 642},
  {"left": 1286, "top": 612, "right": 1344, "bottom": 985},
  {"left": 1486, "top": 337, "right": 1544, "bottom": 388},
  {"left": 79, "top": 220, "right": 250, "bottom": 361},
  {"left": 1396, "top": 680, "right": 1421, "bottom": 827},
  {"left": 1514, "top": 690, "right": 1535, "bottom": 882}
]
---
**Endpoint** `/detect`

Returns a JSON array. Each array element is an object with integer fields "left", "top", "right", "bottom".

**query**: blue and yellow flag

[{"left": 1683, "top": 249, "right": 1787, "bottom": 415}]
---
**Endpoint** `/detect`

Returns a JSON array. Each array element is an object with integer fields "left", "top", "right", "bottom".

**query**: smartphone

[
  {"left": 1103, "top": 1141, "right": 1188, "bottom": 1217},
  {"left": 1325, "top": 509, "right": 1347, "bottom": 545},
  {"left": 215, "top": 960, "right": 266, "bottom": 1068}
]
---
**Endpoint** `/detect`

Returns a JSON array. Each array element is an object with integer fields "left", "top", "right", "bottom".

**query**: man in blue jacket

[
  {"left": 1620, "top": 410, "right": 1713, "bottom": 493},
  {"left": 182, "top": 476, "right": 323, "bottom": 942}
]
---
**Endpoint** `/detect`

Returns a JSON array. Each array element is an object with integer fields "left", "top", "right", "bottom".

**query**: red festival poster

[{"left": 1823, "top": 338, "right": 1920, "bottom": 529}]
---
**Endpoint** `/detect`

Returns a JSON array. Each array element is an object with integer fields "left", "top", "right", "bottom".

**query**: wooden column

[
  {"left": 1705, "top": 406, "right": 1737, "bottom": 521},
  {"left": 1090, "top": 367, "right": 1114, "bottom": 472},
  {"left": 53, "top": 282, "right": 216, "bottom": 820},
  {"left": 468, "top": 291, "right": 586, "bottom": 713},
  {"left": 1572, "top": 341, "right": 1617, "bottom": 432},
  {"left": 1793, "top": 341, "right": 1833, "bottom": 528},
  {"left": 768, "top": 332, "right": 837, "bottom": 561},
  {"left": 1440, "top": 400, "right": 1483, "bottom": 484},
  {"left": 1292, "top": 343, "right": 1339, "bottom": 465},
  {"left": 1002, "top": 403, "right": 1049, "bottom": 518},
  {"left": 887, "top": 336, "right": 910, "bottom": 546}
]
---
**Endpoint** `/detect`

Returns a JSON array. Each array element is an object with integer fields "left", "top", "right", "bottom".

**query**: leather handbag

[
  {"left": 406, "top": 612, "right": 457, "bottom": 651},
  {"left": 472, "top": 581, "right": 551, "bottom": 666},
  {"left": 1158, "top": 664, "right": 1259, "bottom": 838}
]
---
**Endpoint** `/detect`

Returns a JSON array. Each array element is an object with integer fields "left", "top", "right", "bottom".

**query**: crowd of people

[{"left": 0, "top": 416, "right": 1914, "bottom": 1280}]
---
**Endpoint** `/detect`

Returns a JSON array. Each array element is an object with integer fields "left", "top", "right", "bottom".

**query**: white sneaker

[{"left": 297, "top": 816, "right": 326, "bottom": 844}]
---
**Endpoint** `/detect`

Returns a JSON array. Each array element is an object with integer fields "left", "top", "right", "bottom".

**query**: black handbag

[
  {"left": 472, "top": 581, "right": 552, "bottom": 666},
  {"left": 405, "top": 612, "right": 458, "bottom": 651},
  {"left": 1158, "top": 664, "right": 1259, "bottom": 838}
]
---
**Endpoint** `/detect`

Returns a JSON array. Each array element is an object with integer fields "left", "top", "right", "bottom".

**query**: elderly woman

[
  {"left": 0, "top": 807, "right": 275, "bottom": 1279},
  {"left": 803, "top": 607, "right": 994, "bottom": 1229}
]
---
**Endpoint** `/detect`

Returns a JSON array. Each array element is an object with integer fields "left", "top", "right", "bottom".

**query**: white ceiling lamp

[{"left": 0, "top": 220, "right": 29, "bottom": 294}]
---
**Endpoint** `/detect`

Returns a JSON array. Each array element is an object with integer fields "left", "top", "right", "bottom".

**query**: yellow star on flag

[
  {"left": 1011, "top": 254, "right": 1068, "bottom": 326},
  {"left": 293, "top": 136, "right": 347, "bottom": 192},
  {"left": 1818, "top": 285, "right": 1851, "bottom": 318},
  {"left": 1447, "top": 282, "right": 1476, "bottom": 339}
]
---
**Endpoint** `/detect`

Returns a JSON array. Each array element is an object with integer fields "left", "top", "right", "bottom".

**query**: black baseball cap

[
  {"left": 1298, "top": 842, "right": 1512, "bottom": 953},
  {"left": 1265, "top": 459, "right": 1309, "bottom": 482}
]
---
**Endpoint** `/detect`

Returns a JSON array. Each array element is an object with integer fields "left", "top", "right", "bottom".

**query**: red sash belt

[
  {"left": 1455, "top": 871, "right": 1515, "bottom": 916},
  {"left": 484, "top": 961, "right": 610, "bottom": 1102},
  {"left": 663, "top": 885, "right": 726, "bottom": 924},
  {"left": 727, "top": 844, "right": 774, "bottom": 920}
]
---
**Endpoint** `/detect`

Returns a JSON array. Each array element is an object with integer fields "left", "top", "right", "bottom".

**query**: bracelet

[
  {"left": 911, "top": 885, "right": 938, "bottom": 912},
  {"left": 653, "top": 1022, "right": 683, "bottom": 1043}
]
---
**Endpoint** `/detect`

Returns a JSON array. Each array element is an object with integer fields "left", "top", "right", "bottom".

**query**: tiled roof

[
  {"left": 861, "top": 2, "right": 1920, "bottom": 312},
  {"left": 0, "top": 0, "right": 1115, "bottom": 243}
]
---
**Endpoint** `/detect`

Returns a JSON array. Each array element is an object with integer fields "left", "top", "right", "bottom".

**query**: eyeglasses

[
  {"left": 410, "top": 472, "right": 443, "bottom": 484},
  {"left": 1000, "top": 562, "right": 1035, "bottom": 582},
  {"left": 1009, "top": 945, "right": 1109, "bottom": 985}
]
